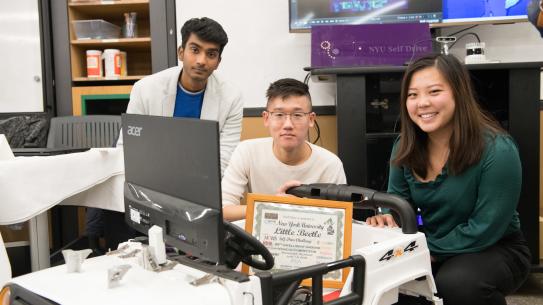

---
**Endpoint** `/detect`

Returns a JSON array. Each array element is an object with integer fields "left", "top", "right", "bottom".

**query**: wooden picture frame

[{"left": 243, "top": 193, "right": 353, "bottom": 289}]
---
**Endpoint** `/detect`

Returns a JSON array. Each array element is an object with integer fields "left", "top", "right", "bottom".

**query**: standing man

[
  {"left": 222, "top": 78, "right": 346, "bottom": 221},
  {"left": 103, "top": 17, "right": 242, "bottom": 251},
  {"left": 124, "top": 17, "right": 243, "bottom": 174}
]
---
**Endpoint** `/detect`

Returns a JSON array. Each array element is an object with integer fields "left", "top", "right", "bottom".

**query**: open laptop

[{"left": 11, "top": 147, "right": 90, "bottom": 157}]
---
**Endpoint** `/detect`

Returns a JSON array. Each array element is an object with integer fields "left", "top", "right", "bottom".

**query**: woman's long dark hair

[{"left": 393, "top": 54, "right": 504, "bottom": 178}]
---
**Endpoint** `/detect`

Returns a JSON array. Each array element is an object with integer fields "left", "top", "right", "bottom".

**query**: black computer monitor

[{"left": 121, "top": 114, "right": 224, "bottom": 264}]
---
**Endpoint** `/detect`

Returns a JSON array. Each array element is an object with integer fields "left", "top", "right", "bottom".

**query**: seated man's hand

[
  {"left": 365, "top": 214, "right": 398, "bottom": 228},
  {"left": 276, "top": 180, "right": 302, "bottom": 196}
]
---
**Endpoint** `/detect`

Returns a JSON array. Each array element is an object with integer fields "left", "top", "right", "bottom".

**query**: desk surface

[{"left": 0, "top": 148, "right": 125, "bottom": 225}]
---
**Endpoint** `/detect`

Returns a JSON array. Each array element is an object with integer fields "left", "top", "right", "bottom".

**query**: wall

[
  {"left": 0, "top": 0, "right": 43, "bottom": 113},
  {"left": 175, "top": 0, "right": 335, "bottom": 108}
]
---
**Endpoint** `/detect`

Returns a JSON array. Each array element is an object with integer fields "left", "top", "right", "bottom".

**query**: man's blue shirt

[{"left": 173, "top": 83, "right": 204, "bottom": 118}]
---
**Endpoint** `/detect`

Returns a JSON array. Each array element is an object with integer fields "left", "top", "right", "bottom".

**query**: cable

[
  {"left": 448, "top": 24, "right": 478, "bottom": 37},
  {"left": 407, "top": 38, "right": 435, "bottom": 65},
  {"left": 449, "top": 32, "right": 481, "bottom": 49},
  {"left": 303, "top": 72, "right": 311, "bottom": 85},
  {"left": 302, "top": 71, "right": 321, "bottom": 144},
  {"left": 311, "top": 120, "right": 321, "bottom": 144}
]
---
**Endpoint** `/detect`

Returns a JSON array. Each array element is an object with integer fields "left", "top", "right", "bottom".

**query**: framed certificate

[{"left": 243, "top": 193, "right": 353, "bottom": 288}]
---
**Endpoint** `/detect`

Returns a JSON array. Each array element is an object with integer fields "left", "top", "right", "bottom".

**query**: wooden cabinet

[
  {"left": 51, "top": 0, "right": 177, "bottom": 116},
  {"left": 68, "top": 0, "right": 151, "bottom": 82},
  {"left": 66, "top": 0, "right": 153, "bottom": 115}
]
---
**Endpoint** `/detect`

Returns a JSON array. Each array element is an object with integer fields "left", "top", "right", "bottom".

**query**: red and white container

[{"left": 86, "top": 50, "right": 102, "bottom": 77}]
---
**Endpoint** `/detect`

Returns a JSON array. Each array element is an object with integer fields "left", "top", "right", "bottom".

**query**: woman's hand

[
  {"left": 276, "top": 180, "right": 302, "bottom": 196},
  {"left": 365, "top": 214, "right": 398, "bottom": 228}
]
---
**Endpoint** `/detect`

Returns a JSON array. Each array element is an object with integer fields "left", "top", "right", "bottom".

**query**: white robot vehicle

[{"left": 3, "top": 183, "right": 442, "bottom": 305}]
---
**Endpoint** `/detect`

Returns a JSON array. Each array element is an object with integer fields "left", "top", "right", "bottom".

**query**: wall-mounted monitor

[
  {"left": 290, "top": 0, "right": 442, "bottom": 32},
  {"left": 441, "top": 0, "right": 529, "bottom": 26},
  {"left": 290, "top": 0, "right": 529, "bottom": 32}
]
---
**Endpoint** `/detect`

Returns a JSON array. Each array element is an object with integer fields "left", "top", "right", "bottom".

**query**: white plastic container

[
  {"left": 103, "top": 49, "right": 121, "bottom": 78},
  {"left": 72, "top": 20, "right": 121, "bottom": 40}
]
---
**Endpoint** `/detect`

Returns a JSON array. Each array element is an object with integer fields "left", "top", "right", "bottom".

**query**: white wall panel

[{"left": 0, "top": 0, "right": 44, "bottom": 113}]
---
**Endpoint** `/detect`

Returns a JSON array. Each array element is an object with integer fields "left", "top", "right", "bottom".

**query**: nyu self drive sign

[{"left": 311, "top": 23, "right": 432, "bottom": 67}]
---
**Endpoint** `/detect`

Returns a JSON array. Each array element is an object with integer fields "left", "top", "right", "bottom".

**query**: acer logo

[{"left": 127, "top": 126, "right": 143, "bottom": 136}]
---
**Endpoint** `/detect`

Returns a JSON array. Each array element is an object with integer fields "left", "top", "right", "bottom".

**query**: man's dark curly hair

[{"left": 180, "top": 17, "right": 228, "bottom": 56}]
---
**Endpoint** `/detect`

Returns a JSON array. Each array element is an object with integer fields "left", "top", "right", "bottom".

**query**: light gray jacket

[{"left": 122, "top": 66, "right": 243, "bottom": 175}]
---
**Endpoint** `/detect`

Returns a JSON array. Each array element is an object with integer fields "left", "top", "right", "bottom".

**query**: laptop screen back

[
  {"left": 122, "top": 114, "right": 222, "bottom": 209},
  {"left": 121, "top": 114, "right": 224, "bottom": 264}
]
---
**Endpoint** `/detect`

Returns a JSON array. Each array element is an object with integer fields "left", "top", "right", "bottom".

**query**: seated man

[{"left": 222, "top": 78, "right": 346, "bottom": 221}]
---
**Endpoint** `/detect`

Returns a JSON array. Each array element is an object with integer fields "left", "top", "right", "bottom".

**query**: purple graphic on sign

[{"left": 311, "top": 23, "right": 432, "bottom": 68}]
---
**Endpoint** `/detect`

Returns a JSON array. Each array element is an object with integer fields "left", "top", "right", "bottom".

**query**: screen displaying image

[
  {"left": 441, "top": 0, "right": 528, "bottom": 23},
  {"left": 290, "top": 0, "right": 442, "bottom": 31},
  {"left": 290, "top": 0, "right": 530, "bottom": 31}
]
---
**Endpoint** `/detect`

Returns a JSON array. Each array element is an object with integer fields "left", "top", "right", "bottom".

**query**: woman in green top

[{"left": 367, "top": 54, "right": 531, "bottom": 305}]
